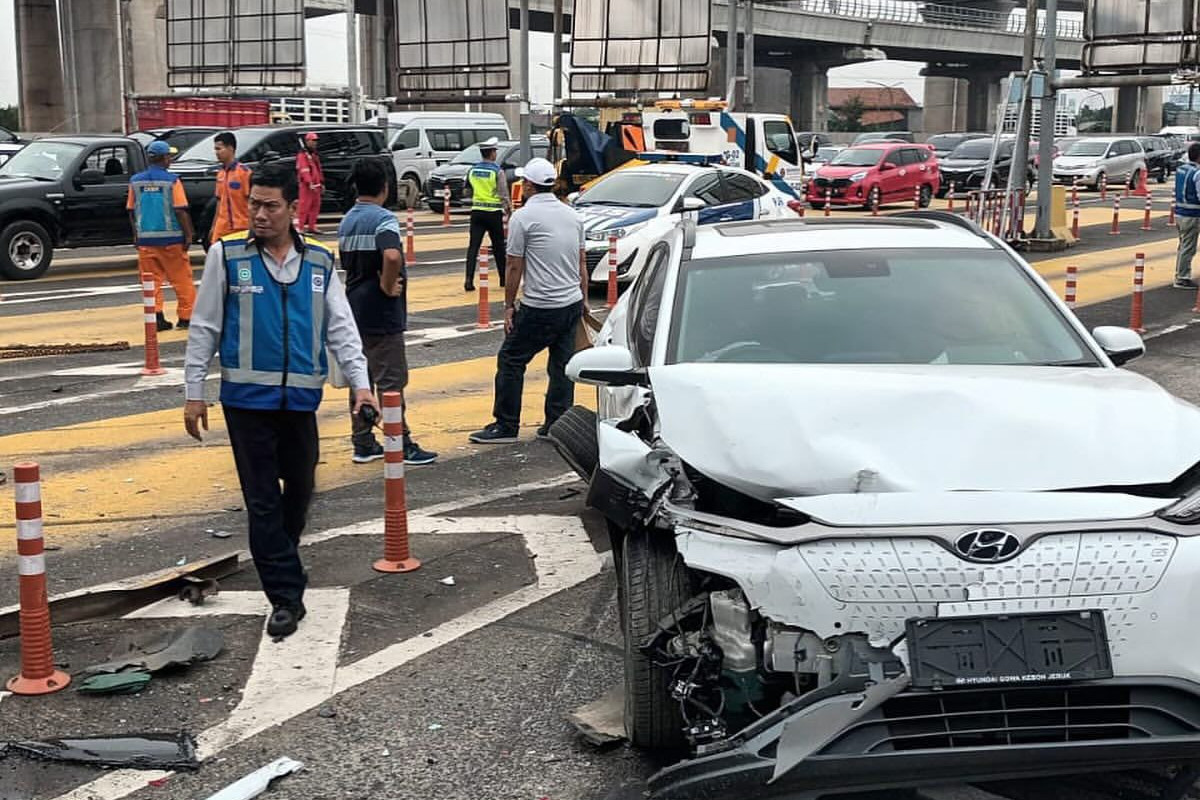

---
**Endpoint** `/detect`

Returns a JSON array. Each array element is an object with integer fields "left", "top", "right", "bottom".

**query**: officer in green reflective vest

[{"left": 464, "top": 137, "right": 511, "bottom": 291}]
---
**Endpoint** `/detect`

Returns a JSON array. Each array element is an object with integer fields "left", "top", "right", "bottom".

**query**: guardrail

[{"left": 769, "top": 0, "right": 1084, "bottom": 41}]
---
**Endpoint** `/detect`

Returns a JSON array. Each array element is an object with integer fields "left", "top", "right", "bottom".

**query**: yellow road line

[
  {"left": 0, "top": 272, "right": 483, "bottom": 347},
  {"left": 0, "top": 352, "right": 594, "bottom": 551}
]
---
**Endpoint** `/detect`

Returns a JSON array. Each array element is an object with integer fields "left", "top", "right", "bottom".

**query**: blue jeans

[{"left": 492, "top": 302, "right": 583, "bottom": 431}]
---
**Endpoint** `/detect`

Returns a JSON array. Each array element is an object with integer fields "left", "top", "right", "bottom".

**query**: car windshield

[
  {"left": 575, "top": 170, "right": 685, "bottom": 208},
  {"left": 175, "top": 129, "right": 272, "bottom": 163},
  {"left": 928, "top": 134, "right": 967, "bottom": 150},
  {"left": 129, "top": 132, "right": 154, "bottom": 146},
  {"left": 1065, "top": 140, "right": 1110, "bottom": 157},
  {"left": 829, "top": 148, "right": 884, "bottom": 166},
  {"left": 452, "top": 145, "right": 484, "bottom": 165},
  {"left": 950, "top": 140, "right": 996, "bottom": 160},
  {"left": 814, "top": 147, "right": 840, "bottom": 160},
  {"left": 0, "top": 141, "right": 83, "bottom": 180},
  {"left": 669, "top": 249, "right": 1096, "bottom": 366}
]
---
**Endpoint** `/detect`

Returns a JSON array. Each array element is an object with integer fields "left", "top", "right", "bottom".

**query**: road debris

[
  {"left": 0, "top": 732, "right": 199, "bottom": 770},
  {"left": 81, "top": 626, "right": 224, "bottom": 676},
  {"left": 439, "top": 576, "right": 456, "bottom": 586},
  {"left": 567, "top": 682, "right": 626, "bottom": 747},
  {"left": 317, "top": 706, "right": 337, "bottom": 719},
  {"left": 201, "top": 756, "right": 304, "bottom": 800},
  {"left": 78, "top": 671, "right": 151, "bottom": 695}
]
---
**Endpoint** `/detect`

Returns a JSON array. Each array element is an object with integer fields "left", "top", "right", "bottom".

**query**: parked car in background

[
  {"left": 171, "top": 124, "right": 397, "bottom": 239},
  {"left": 1052, "top": 136, "right": 1147, "bottom": 189},
  {"left": 809, "top": 146, "right": 844, "bottom": 166},
  {"left": 1137, "top": 135, "right": 1175, "bottom": 182},
  {"left": 130, "top": 127, "right": 224, "bottom": 155},
  {"left": 808, "top": 142, "right": 940, "bottom": 209},
  {"left": 0, "top": 126, "right": 27, "bottom": 166},
  {"left": 424, "top": 137, "right": 549, "bottom": 213},
  {"left": 852, "top": 130, "right": 915, "bottom": 145},
  {"left": 937, "top": 136, "right": 1034, "bottom": 195},
  {"left": 384, "top": 112, "right": 511, "bottom": 204},
  {"left": 926, "top": 131, "right": 989, "bottom": 160}
]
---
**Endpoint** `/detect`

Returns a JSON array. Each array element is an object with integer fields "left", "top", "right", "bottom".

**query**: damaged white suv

[{"left": 550, "top": 212, "right": 1200, "bottom": 797}]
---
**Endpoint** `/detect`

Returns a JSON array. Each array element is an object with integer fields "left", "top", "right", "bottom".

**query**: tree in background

[
  {"left": 1075, "top": 104, "right": 1112, "bottom": 133},
  {"left": 829, "top": 95, "right": 866, "bottom": 132},
  {"left": 0, "top": 107, "right": 19, "bottom": 132}
]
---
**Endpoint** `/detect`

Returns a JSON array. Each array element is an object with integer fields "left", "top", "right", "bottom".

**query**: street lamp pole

[{"left": 552, "top": 0, "right": 564, "bottom": 106}]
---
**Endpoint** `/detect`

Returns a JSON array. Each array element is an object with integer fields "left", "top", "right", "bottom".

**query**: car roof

[
  {"left": 621, "top": 162, "right": 733, "bottom": 175},
  {"left": 34, "top": 134, "right": 135, "bottom": 145},
  {"left": 845, "top": 142, "right": 908, "bottom": 150},
  {"left": 689, "top": 217, "right": 995, "bottom": 261}
]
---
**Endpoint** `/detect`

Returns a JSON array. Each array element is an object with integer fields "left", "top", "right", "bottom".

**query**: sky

[{"left": 0, "top": 7, "right": 1105, "bottom": 117}]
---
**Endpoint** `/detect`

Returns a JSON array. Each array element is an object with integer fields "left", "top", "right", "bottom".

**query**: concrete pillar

[
  {"left": 790, "top": 64, "right": 829, "bottom": 133},
  {"left": 129, "top": 0, "right": 168, "bottom": 99},
  {"left": 1113, "top": 85, "right": 1163, "bottom": 134},
  {"left": 63, "top": 0, "right": 123, "bottom": 133},
  {"left": 923, "top": 76, "right": 968, "bottom": 134},
  {"left": 15, "top": 0, "right": 67, "bottom": 132},
  {"left": 966, "top": 73, "right": 1003, "bottom": 132},
  {"left": 360, "top": 9, "right": 387, "bottom": 100}
]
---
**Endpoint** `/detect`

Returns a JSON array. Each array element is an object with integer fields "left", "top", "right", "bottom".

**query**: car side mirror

[
  {"left": 879, "top": 162, "right": 895, "bottom": 172},
  {"left": 1092, "top": 326, "right": 1145, "bottom": 366},
  {"left": 566, "top": 345, "right": 647, "bottom": 387},
  {"left": 76, "top": 169, "right": 105, "bottom": 187},
  {"left": 391, "top": 142, "right": 404, "bottom": 151},
  {"left": 680, "top": 196, "right": 706, "bottom": 212}
]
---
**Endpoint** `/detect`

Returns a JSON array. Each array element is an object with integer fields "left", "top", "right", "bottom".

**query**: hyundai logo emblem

[{"left": 953, "top": 529, "right": 1022, "bottom": 563}]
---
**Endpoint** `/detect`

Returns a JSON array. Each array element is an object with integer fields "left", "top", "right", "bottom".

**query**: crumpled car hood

[{"left": 650, "top": 363, "right": 1200, "bottom": 500}]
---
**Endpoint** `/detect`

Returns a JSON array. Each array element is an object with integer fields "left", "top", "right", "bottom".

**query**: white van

[{"left": 385, "top": 112, "right": 511, "bottom": 201}]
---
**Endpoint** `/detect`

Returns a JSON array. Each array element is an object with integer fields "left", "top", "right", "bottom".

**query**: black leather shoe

[
  {"left": 266, "top": 603, "right": 307, "bottom": 638},
  {"left": 464, "top": 281, "right": 475, "bottom": 292}
]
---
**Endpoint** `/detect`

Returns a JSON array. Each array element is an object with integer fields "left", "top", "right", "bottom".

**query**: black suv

[
  {"left": 937, "top": 137, "right": 1034, "bottom": 196},
  {"left": 1137, "top": 136, "right": 1175, "bottom": 183},
  {"left": 424, "top": 138, "right": 550, "bottom": 213},
  {"left": 171, "top": 124, "right": 397, "bottom": 239}
]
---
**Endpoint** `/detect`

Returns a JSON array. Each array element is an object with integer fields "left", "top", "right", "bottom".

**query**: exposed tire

[
  {"left": 809, "top": 201, "right": 825, "bottom": 211},
  {"left": 428, "top": 202, "right": 444, "bottom": 215},
  {"left": 1158, "top": 167, "right": 1168, "bottom": 184},
  {"left": 1093, "top": 172, "right": 1106, "bottom": 191},
  {"left": 621, "top": 527, "right": 693, "bottom": 752},
  {"left": 0, "top": 219, "right": 53, "bottom": 280},
  {"left": 919, "top": 184, "right": 933, "bottom": 208},
  {"left": 1129, "top": 169, "right": 1142, "bottom": 190},
  {"left": 547, "top": 405, "right": 598, "bottom": 480}
]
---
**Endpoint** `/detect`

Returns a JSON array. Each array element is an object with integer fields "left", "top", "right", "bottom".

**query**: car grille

[
  {"left": 586, "top": 250, "right": 606, "bottom": 271},
  {"left": 425, "top": 178, "right": 465, "bottom": 199},
  {"left": 813, "top": 177, "right": 853, "bottom": 190},
  {"left": 820, "top": 683, "right": 1200, "bottom": 755}
]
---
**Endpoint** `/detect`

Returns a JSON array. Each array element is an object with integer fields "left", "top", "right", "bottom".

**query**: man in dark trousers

[
  {"left": 183, "top": 163, "right": 377, "bottom": 638},
  {"left": 339, "top": 158, "right": 437, "bottom": 466},
  {"left": 463, "top": 137, "right": 511, "bottom": 291},
  {"left": 1175, "top": 141, "right": 1200, "bottom": 289},
  {"left": 470, "top": 157, "right": 587, "bottom": 444}
]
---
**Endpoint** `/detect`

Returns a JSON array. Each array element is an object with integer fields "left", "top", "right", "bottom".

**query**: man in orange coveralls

[
  {"left": 209, "top": 131, "right": 252, "bottom": 244},
  {"left": 127, "top": 140, "right": 195, "bottom": 331},
  {"left": 296, "top": 131, "right": 324, "bottom": 234}
]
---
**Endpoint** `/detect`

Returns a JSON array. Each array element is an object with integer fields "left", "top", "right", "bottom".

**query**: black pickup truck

[{"left": 0, "top": 134, "right": 166, "bottom": 280}]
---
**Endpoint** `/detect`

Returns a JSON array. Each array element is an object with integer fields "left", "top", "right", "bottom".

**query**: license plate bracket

[{"left": 906, "top": 610, "right": 1113, "bottom": 690}]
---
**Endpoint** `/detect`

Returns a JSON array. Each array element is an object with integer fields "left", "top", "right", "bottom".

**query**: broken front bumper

[{"left": 649, "top": 677, "right": 1200, "bottom": 799}]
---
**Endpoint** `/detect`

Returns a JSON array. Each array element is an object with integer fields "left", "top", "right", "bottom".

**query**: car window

[
  {"left": 258, "top": 131, "right": 301, "bottom": 160},
  {"left": 762, "top": 120, "right": 798, "bottom": 165},
  {"left": 575, "top": 170, "right": 685, "bottom": 208},
  {"left": 428, "top": 129, "right": 465, "bottom": 151},
  {"left": 669, "top": 249, "right": 1095, "bottom": 367},
  {"left": 723, "top": 172, "right": 766, "bottom": 201},
  {"left": 685, "top": 173, "right": 724, "bottom": 205},
  {"left": 395, "top": 128, "right": 420, "bottom": 150},
  {"left": 999, "top": 141, "right": 1015, "bottom": 159},
  {"left": 627, "top": 242, "right": 672, "bottom": 366},
  {"left": 1065, "top": 140, "right": 1109, "bottom": 157},
  {"left": 341, "top": 131, "right": 378, "bottom": 156},
  {"left": 469, "top": 129, "right": 509, "bottom": 146},
  {"left": 898, "top": 148, "right": 922, "bottom": 165},
  {"left": 831, "top": 148, "right": 884, "bottom": 166},
  {"left": 84, "top": 145, "right": 134, "bottom": 182}
]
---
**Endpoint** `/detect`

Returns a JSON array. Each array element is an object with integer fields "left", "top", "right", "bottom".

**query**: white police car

[{"left": 572, "top": 159, "right": 798, "bottom": 284}]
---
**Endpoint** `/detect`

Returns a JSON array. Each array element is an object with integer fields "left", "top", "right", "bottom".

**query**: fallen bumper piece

[
  {"left": 0, "top": 732, "right": 198, "bottom": 771},
  {"left": 81, "top": 626, "right": 224, "bottom": 676},
  {"left": 202, "top": 757, "right": 304, "bottom": 800},
  {"left": 77, "top": 671, "right": 152, "bottom": 695}
]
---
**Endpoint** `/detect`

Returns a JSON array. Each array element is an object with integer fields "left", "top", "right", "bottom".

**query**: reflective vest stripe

[{"left": 219, "top": 368, "right": 327, "bottom": 389}]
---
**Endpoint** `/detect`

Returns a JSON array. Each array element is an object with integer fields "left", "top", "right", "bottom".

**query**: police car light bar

[{"left": 636, "top": 151, "right": 724, "bottom": 166}]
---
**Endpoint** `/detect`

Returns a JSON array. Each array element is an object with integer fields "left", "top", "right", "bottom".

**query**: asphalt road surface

[{"left": 1, "top": 207, "right": 1200, "bottom": 800}]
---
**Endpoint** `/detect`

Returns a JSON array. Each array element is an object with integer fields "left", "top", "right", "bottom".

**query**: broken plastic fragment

[
  {"left": 438, "top": 576, "right": 456, "bottom": 586},
  {"left": 81, "top": 626, "right": 224, "bottom": 676},
  {"left": 78, "top": 671, "right": 151, "bottom": 695},
  {"left": 0, "top": 733, "right": 198, "bottom": 770},
  {"left": 201, "top": 756, "right": 303, "bottom": 800}
]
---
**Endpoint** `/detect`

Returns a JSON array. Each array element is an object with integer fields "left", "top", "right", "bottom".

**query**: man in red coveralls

[{"left": 296, "top": 132, "right": 324, "bottom": 234}]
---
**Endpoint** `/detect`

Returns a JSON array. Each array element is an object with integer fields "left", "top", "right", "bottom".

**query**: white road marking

[
  {"left": 49, "top": 511, "right": 601, "bottom": 800},
  {"left": 124, "top": 590, "right": 271, "bottom": 619}
]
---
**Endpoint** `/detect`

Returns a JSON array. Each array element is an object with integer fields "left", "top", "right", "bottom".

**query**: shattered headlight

[{"left": 1160, "top": 490, "right": 1200, "bottom": 523}]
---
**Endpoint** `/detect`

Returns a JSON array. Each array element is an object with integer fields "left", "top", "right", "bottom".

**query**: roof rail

[{"left": 888, "top": 210, "right": 988, "bottom": 236}]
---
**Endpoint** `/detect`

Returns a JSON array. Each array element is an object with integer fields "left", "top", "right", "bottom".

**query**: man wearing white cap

[
  {"left": 463, "top": 137, "right": 511, "bottom": 291},
  {"left": 470, "top": 157, "right": 587, "bottom": 444}
]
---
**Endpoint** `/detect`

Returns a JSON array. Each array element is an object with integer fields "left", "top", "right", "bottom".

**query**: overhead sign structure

[
  {"left": 1083, "top": 0, "right": 1200, "bottom": 74},
  {"left": 395, "top": 0, "right": 511, "bottom": 94},
  {"left": 166, "top": 0, "right": 305, "bottom": 87},
  {"left": 570, "top": 0, "right": 713, "bottom": 94}
]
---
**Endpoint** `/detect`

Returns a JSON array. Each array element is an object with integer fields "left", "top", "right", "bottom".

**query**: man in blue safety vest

[
  {"left": 1174, "top": 141, "right": 1200, "bottom": 290},
  {"left": 182, "top": 163, "right": 378, "bottom": 639},
  {"left": 463, "top": 137, "right": 511, "bottom": 291}
]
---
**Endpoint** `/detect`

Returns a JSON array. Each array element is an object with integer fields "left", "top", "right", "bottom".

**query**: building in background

[{"left": 827, "top": 87, "right": 921, "bottom": 133}]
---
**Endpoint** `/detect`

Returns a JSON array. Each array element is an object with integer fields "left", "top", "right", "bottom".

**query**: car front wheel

[
  {"left": 864, "top": 186, "right": 882, "bottom": 210},
  {"left": 919, "top": 184, "right": 933, "bottom": 208},
  {"left": 0, "top": 219, "right": 53, "bottom": 280},
  {"left": 621, "top": 526, "right": 693, "bottom": 752}
]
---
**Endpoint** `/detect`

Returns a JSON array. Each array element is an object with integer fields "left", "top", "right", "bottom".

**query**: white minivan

[{"left": 385, "top": 112, "right": 511, "bottom": 204}]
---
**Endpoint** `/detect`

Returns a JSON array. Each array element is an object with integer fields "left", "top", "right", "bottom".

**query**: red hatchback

[{"left": 807, "top": 142, "right": 940, "bottom": 209}]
